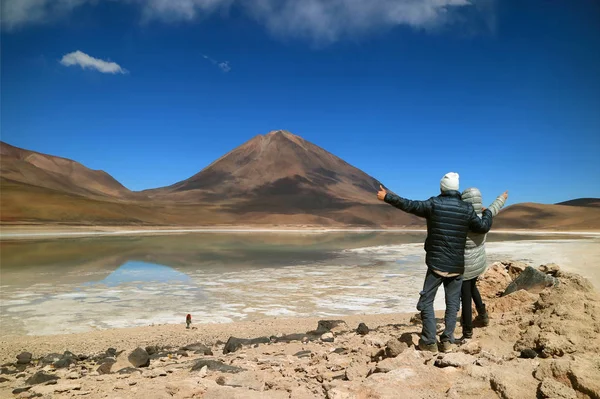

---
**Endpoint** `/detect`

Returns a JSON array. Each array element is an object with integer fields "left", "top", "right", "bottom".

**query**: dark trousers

[
  {"left": 417, "top": 268, "right": 463, "bottom": 345},
  {"left": 460, "top": 278, "right": 485, "bottom": 335}
]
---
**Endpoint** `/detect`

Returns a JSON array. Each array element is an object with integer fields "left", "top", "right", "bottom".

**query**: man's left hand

[{"left": 377, "top": 185, "right": 388, "bottom": 201}]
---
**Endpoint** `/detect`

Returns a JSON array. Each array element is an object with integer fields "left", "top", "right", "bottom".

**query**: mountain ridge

[{"left": 1, "top": 133, "right": 599, "bottom": 230}]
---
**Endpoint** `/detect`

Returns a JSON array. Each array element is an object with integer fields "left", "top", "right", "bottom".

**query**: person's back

[
  {"left": 424, "top": 191, "right": 492, "bottom": 275},
  {"left": 461, "top": 188, "right": 507, "bottom": 281},
  {"left": 377, "top": 172, "right": 493, "bottom": 352},
  {"left": 459, "top": 187, "right": 508, "bottom": 338}
]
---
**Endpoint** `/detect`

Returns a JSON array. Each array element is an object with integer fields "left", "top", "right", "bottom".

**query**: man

[{"left": 377, "top": 172, "right": 493, "bottom": 353}]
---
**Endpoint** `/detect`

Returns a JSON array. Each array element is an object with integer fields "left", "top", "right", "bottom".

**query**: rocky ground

[{"left": 1, "top": 260, "right": 599, "bottom": 399}]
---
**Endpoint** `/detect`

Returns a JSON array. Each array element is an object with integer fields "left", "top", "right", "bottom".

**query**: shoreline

[{"left": 1, "top": 225, "right": 600, "bottom": 240}]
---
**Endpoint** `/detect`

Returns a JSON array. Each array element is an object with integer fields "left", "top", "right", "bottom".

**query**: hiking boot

[
  {"left": 439, "top": 341, "right": 456, "bottom": 353},
  {"left": 418, "top": 340, "right": 439, "bottom": 354},
  {"left": 474, "top": 312, "right": 489, "bottom": 327},
  {"left": 474, "top": 305, "right": 489, "bottom": 327}
]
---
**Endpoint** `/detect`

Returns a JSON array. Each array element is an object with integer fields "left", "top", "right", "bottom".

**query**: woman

[{"left": 460, "top": 188, "right": 508, "bottom": 339}]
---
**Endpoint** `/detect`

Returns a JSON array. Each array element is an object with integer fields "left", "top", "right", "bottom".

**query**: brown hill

[
  {"left": 143, "top": 130, "right": 421, "bottom": 226},
  {"left": 0, "top": 133, "right": 421, "bottom": 227},
  {"left": 494, "top": 202, "right": 600, "bottom": 230},
  {"left": 1, "top": 133, "right": 598, "bottom": 230},
  {"left": 556, "top": 198, "right": 600, "bottom": 207},
  {"left": 0, "top": 141, "right": 145, "bottom": 200}
]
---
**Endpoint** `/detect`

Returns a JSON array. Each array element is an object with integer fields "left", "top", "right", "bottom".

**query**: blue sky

[{"left": 1, "top": 0, "right": 599, "bottom": 205}]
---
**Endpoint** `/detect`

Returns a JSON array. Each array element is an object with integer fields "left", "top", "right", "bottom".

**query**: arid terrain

[
  {"left": 2, "top": 131, "right": 599, "bottom": 230},
  {"left": 1, "top": 260, "right": 599, "bottom": 399}
]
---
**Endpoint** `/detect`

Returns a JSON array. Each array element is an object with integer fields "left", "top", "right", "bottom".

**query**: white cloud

[
  {"left": 60, "top": 50, "right": 128, "bottom": 74},
  {"left": 218, "top": 61, "right": 231, "bottom": 73},
  {"left": 202, "top": 54, "right": 231, "bottom": 72},
  {"left": 2, "top": 0, "right": 486, "bottom": 44}
]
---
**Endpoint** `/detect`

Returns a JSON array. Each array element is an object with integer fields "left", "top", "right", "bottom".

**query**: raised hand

[
  {"left": 377, "top": 185, "right": 388, "bottom": 201},
  {"left": 502, "top": 191, "right": 509, "bottom": 200}
]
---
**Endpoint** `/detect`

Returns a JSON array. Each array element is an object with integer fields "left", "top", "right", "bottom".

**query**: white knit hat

[{"left": 440, "top": 172, "right": 459, "bottom": 192}]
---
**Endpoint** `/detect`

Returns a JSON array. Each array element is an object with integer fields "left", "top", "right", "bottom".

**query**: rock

[
  {"left": 356, "top": 323, "right": 369, "bottom": 335},
  {"left": 180, "top": 342, "right": 213, "bottom": 355},
  {"left": 66, "top": 372, "right": 79, "bottom": 379},
  {"left": 106, "top": 348, "right": 117, "bottom": 357},
  {"left": 0, "top": 376, "right": 10, "bottom": 383},
  {"left": 142, "top": 369, "right": 159, "bottom": 379},
  {"left": 223, "top": 336, "right": 269, "bottom": 354},
  {"left": 0, "top": 366, "right": 17, "bottom": 375},
  {"left": 155, "top": 368, "right": 167, "bottom": 377},
  {"left": 536, "top": 332, "right": 576, "bottom": 358},
  {"left": 520, "top": 349, "right": 538, "bottom": 359},
  {"left": 538, "top": 378, "right": 577, "bottom": 399},
  {"left": 569, "top": 360, "right": 600, "bottom": 399},
  {"left": 221, "top": 371, "right": 265, "bottom": 391},
  {"left": 385, "top": 339, "right": 408, "bottom": 358},
  {"left": 127, "top": 347, "right": 150, "bottom": 368},
  {"left": 503, "top": 266, "right": 558, "bottom": 296},
  {"left": 538, "top": 263, "right": 561, "bottom": 277},
  {"left": 533, "top": 359, "right": 572, "bottom": 383},
  {"left": 274, "top": 333, "right": 312, "bottom": 343},
  {"left": 12, "top": 386, "right": 32, "bottom": 394},
  {"left": 294, "top": 350, "right": 311, "bottom": 359},
  {"left": 434, "top": 353, "right": 476, "bottom": 368},
  {"left": 191, "top": 359, "right": 245, "bottom": 373},
  {"left": 409, "top": 313, "right": 422, "bottom": 324},
  {"left": 505, "top": 260, "right": 528, "bottom": 279},
  {"left": 459, "top": 341, "right": 481, "bottom": 355},
  {"left": 398, "top": 332, "right": 420, "bottom": 348},
  {"left": 315, "top": 320, "right": 349, "bottom": 334},
  {"left": 479, "top": 263, "right": 513, "bottom": 299},
  {"left": 25, "top": 371, "right": 59, "bottom": 385},
  {"left": 53, "top": 357, "right": 76, "bottom": 369},
  {"left": 198, "top": 365, "right": 208, "bottom": 378},
  {"left": 320, "top": 332, "right": 335, "bottom": 343},
  {"left": 40, "top": 353, "right": 62, "bottom": 365},
  {"left": 345, "top": 361, "right": 371, "bottom": 381},
  {"left": 145, "top": 346, "right": 159, "bottom": 356},
  {"left": 490, "top": 367, "right": 540, "bottom": 399},
  {"left": 54, "top": 383, "right": 82, "bottom": 393},
  {"left": 16, "top": 352, "right": 32, "bottom": 365},
  {"left": 375, "top": 348, "right": 424, "bottom": 373},
  {"left": 96, "top": 360, "right": 115, "bottom": 375},
  {"left": 116, "top": 367, "right": 141, "bottom": 375}
]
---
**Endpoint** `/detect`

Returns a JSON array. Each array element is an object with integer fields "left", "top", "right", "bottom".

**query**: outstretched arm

[
  {"left": 377, "top": 185, "right": 432, "bottom": 218},
  {"left": 469, "top": 207, "right": 493, "bottom": 233},
  {"left": 487, "top": 191, "right": 508, "bottom": 217}
]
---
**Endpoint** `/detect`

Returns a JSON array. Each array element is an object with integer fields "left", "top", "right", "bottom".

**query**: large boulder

[
  {"left": 127, "top": 347, "right": 150, "bottom": 368},
  {"left": 503, "top": 266, "right": 558, "bottom": 296},
  {"left": 16, "top": 352, "right": 32, "bottom": 365}
]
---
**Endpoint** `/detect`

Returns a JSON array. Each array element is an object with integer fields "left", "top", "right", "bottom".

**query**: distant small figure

[{"left": 186, "top": 314, "right": 192, "bottom": 329}]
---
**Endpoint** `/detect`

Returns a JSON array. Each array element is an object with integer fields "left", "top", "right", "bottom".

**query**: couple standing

[{"left": 377, "top": 172, "right": 507, "bottom": 353}]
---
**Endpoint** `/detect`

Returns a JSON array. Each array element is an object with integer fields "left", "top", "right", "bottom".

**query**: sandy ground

[{"left": 0, "top": 313, "right": 424, "bottom": 365}]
